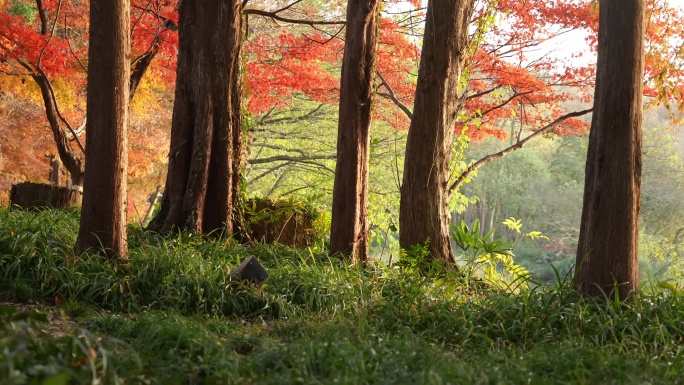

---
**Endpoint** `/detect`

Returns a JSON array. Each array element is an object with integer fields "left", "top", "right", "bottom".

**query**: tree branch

[
  {"left": 17, "top": 59, "right": 85, "bottom": 154},
  {"left": 465, "top": 85, "right": 501, "bottom": 101},
  {"left": 377, "top": 71, "right": 413, "bottom": 119},
  {"left": 249, "top": 154, "right": 335, "bottom": 165},
  {"left": 250, "top": 143, "right": 308, "bottom": 156},
  {"left": 129, "top": 18, "right": 175, "bottom": 99},
  {"left": 257, "top": 103, "right": 327, "bottom": 125},
  {"left": 243, "top": 8, "right": 345, "bottom": 26},
  {"left": 131, "top": 0, "right": 154, "bottom": 35},
  {"left": 247, "top": 162, "right": 293, "bottom": 185},
  {"left": 37, "top": 0, "right": 62, "bottom": 68},
  {"left": 35, "top": 0, "right": 48, "bottom": 35},
  {"left": 462, "top": 90, "right": 534, "bottom": 125},
  {"left": 63, "top": 10, "right": 87, "bottom": 73},
  {"left": 448, "top": 108, "right": 593, "bottom": 193}
]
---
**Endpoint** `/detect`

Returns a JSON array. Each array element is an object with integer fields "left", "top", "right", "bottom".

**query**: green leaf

[
  {"left": 502, "top": 217, "right": 523, "bottom": 233},
  {"left": 657, "top": 281, "right": 679, "bottom": 292},
  {"left": 524, "top": 231, "right": 548, "bottom": 240}
]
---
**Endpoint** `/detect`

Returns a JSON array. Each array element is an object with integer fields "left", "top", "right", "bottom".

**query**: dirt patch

[{"left": 2, "top": 300, "right": 75, "bottom": 337}]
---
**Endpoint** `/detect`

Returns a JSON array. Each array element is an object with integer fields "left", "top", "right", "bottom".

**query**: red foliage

[
  {"left": 245, "top": 31, "right": 343, "bottom": 114},
  {"left": 3, "top": 0, "right": 684, "bottom": 180},
  {"left": 0, "top": 10, "right": 76, "bottom": 79}
]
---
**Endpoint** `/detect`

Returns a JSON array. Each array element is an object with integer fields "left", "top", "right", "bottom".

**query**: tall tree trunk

[
  {"left": 230, "top": 49, "right": 245, "bottom": 232},
  {"left": 399, "top": 0, "right": 475, "bottom": 265},
  {"left": 329, "top": 0, "right": 381, "bottom": 263},
  {"left": 488, "top": 203, "right": 496, "bottom": 237},
  {"left": 149, "top": 0, "right": 243, "bottom": 234},
  {"left": 75, "top": 0, "right": 130, "bottom": 258},
  {"left": 573, "top": 0, "right": 644, "bottom": 299}
]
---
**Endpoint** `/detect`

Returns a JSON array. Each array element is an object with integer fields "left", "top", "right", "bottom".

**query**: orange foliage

[{"left": 0, "top": 95, "right": 55, "bottom": 189}]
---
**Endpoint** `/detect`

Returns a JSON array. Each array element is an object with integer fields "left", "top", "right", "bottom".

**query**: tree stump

[
  {"left": 9, "top": 182, "right": 82, "bottom": 210},
  {"left": 243, "top": 198, "right": 319, "bottom": 248}
]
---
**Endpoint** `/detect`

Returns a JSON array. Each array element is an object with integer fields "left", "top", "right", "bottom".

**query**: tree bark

[
  {"left": 230, "top": 47, "right": 245, "bottom": 232},
  {"left": 573, "top": 0, "right": 644, "bottom": 299},
  {"left": 149, "top": 0, "right": 243, "bottom": 234},
  {"left": 75, "top": 0, "right": 130, "bottom": 258},
  {"left": 33, "top": 73, "right": 84, "bottom": 186},
  {"left": 399, "top": 0, "right": 475, "bottom": 265},
  {"left": 329, "top": 0, "right": 380, "bottom": 263}
]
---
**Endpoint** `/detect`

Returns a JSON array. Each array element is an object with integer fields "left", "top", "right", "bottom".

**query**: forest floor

[{"left": 2, "top": 208, "right": 684, "bottom": 384}]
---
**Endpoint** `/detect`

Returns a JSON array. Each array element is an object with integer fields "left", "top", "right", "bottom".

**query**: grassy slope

[{"left": 2, "top": 208, "right": 684, "bottom": 384}]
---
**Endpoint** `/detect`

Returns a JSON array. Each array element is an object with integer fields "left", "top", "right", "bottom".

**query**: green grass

[{"left": 2, "top": 208, "right": 684, "bottom": 384}]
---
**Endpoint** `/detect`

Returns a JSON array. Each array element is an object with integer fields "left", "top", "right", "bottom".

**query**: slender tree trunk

[
  {"left": 329, "top": 0, "right": 381, "bottom": 263},
  {"left": 33, "top": 74, "right": 84, "bottom": 186},
  {"left": 230, "top": 49, "right": 245, "bottom": 232},
  {"left": 75, "top": 0, "right": 130, "bottom": 258},
  {"left": 573, "top": 0, "right": 644, "bottom": 299},
  {"left": 399, "top": 0, "right": 475, "bottom": 265},
  {"left": 149, "top": 0, "right": 243, "bottom": 234},
  {"left": 488, "top": 203, "right": 496, "bottom": 236},
  {"left": 479, "top": 199, "right": 487, "bottom": 236}
]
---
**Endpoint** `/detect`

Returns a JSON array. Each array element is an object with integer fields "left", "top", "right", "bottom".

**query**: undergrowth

[{"left": 2, "top": 208, "right": 684, "bottom": 384}]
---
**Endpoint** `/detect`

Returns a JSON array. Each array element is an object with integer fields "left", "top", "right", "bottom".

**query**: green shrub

[{"left": 0, "top": 305, "right": 126, "bottom": 385}]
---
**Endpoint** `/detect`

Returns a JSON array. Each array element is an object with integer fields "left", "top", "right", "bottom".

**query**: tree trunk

[
  {"left": 399, "top": 0, "right": 475, "bottom": 265},
  {"left": 75, "top": 0, "right": 130, "bottom": 258},
  {"left": 230, "top": 47, "right": 245, "bottom": 233},
  {"left": 33, "top": 73, "right": 84, "bottom": 186},
  {"left": 488, "top": 203, "right": 496, "bottom": 237},
  {"left": 329, "top": 0, "right": 381, "bottom": 263},
  {"left": 149, "top": 0, "right": 243, "bottom": 234},
  {"left": 573, "top": 0, "right": 644, "bottom": 299}
]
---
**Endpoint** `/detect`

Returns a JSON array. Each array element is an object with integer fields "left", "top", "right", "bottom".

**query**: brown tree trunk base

[{"left": 9, "top": 182, "right": 82, "bottom": 209}]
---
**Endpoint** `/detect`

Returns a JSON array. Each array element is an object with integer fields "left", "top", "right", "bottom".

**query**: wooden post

[
  {"left": 48, "top": 155, "right": 62, "bottom": 186},
  {"left": 143, "top": 185, "right": 163, "bottom": 226}
]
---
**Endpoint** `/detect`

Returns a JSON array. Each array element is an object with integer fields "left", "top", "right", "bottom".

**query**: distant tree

[
  {"left": 149, "top": 0, "right": 243, "bottom": 233},
  {"left": 0, "top": 0, "right": 177, "bottom": 187},
  {"left": 399, "top": 0, "right": 476, "bottom": 264},
  {"left": 75, "top": 0, "right": 130, "bottom": 258},
  {"left": 329, "top": 0, "right": 381, "bottom": 263},
  {"left": 573, "top": 0, "right": 645, "bottom": 299}
]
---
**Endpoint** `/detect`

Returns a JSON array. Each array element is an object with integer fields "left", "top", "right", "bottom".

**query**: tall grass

[{"left": 3, "top": 208, "right": 684, "bottom": 384}]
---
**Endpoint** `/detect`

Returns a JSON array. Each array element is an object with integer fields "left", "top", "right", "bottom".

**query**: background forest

[
  {"left": 3, "top": 0, "right": 684, "bottom": 383},
  {"left": 1, "top": 0, "right": 683, "bottom": 282}
]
